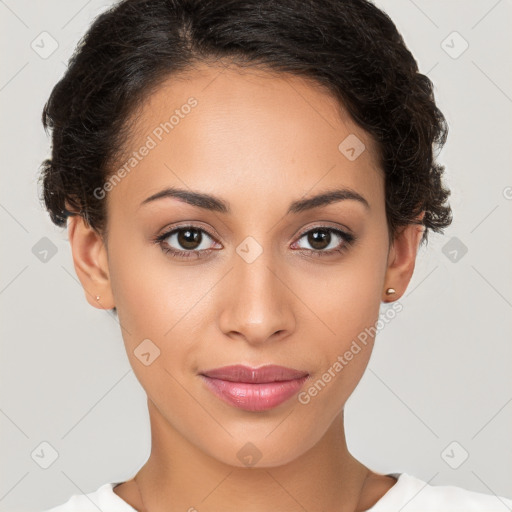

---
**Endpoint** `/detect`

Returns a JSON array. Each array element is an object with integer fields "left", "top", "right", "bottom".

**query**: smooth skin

[{"left": 66, "top": 62, "right": 424, "bottom": 512}]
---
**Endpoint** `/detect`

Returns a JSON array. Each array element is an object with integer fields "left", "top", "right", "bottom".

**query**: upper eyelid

[
  {"left": 295, "top": 224, "right": 349, "bottom": 238},
  {"left": 157, "top": 223, "right": 218, "bottom": 240}
]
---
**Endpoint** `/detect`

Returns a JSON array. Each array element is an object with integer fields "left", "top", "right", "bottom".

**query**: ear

[
  {"left": 382, "top": 212, "right": 425, "bottom": 303},
  {"left": 66, "top": 214, "right": 114, "bottom": 310}
]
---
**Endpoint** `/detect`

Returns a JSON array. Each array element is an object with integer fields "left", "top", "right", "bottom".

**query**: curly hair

[{"left": 38, "top": 0, "right": 452, "bottom": 250}]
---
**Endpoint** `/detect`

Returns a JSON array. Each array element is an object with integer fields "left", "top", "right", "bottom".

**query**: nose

[{"left": 217, "top": 246, "right": 296, "bottom": 346}]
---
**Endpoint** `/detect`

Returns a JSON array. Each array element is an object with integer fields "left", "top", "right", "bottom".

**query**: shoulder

[
  {"left": 369, "top": 473, "right": 512, "bottom": 511},
  {"left": 40, "top": 482, "right": 136, "bottom": 512}
]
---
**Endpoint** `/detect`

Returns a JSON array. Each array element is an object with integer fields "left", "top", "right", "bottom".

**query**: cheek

[
  {"left": 106, "top": 224, "right": 185, "bottom": 325},
  {"left": 106, "top": 234, "right": 211, "bottom": 372},
  {"left": 301, "top": 248, "right": 386, "bottom": 344},
  {"left": 297, "top": 291, "right": 379, "bottom": 422},
  {"left": 107, "top": 248, "right": 197, "bottom": 408},
  {"left": 105, "top": 227, "right": 175, "bottom": 363},
  {"left": 297, "top": 244, "right": 387, "bottom": 399}
]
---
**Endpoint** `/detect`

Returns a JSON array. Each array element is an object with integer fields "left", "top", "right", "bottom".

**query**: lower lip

[{"left": 200, "top": 375, "right": 309, "bottom": 412}]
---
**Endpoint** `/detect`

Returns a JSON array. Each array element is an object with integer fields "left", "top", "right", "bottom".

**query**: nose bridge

[
  {"left": 218, "top": 238, "right": 295, "bottom": 342},
  {"left": 235, "top": 243, "right": 278, "bottom": 301}
]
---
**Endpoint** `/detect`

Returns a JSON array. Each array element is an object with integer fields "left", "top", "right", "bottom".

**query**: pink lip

[{"left": 200, "top": 364, "right": 309, "bottom": 412}]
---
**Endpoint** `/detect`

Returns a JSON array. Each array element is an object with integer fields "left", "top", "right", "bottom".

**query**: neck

[{"left": 132, "top": 399, "right": 372, "bottom": 512}]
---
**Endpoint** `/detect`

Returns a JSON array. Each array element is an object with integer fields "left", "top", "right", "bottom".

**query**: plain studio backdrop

[{"left": 1, "top": 1, "right": 511, "bottom": 511}]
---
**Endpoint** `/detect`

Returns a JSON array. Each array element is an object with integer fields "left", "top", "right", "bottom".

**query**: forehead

[{"left": 107, "top": 62, "right": 383, "bottom": 214}]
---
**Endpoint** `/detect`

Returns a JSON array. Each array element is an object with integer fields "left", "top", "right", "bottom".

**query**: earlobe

[
  {"left": 66, "top": 215, "right": 114, "bottom": 309},
  {"left": 382, "top": 215, "right": 425, "bottom": 303}
]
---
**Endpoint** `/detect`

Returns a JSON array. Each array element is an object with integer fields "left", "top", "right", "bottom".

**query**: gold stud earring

[{"left": 385, "top": 288, "right": 396, "bottom": 295}]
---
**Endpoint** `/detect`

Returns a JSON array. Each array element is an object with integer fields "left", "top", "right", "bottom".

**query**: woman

[{"left": 39, "top": 0, "right": 512, "bottom": 510}]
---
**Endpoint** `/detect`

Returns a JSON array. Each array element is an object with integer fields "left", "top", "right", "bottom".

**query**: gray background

[{"left": 1, "top": 1, "right": 511, "bottom": 511}]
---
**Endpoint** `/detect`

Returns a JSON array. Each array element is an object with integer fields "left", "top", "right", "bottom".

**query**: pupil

[
  {"left": 178, "top": 228, "right": 201, "bottom": 249},
  {"left": 309, "top": 229, "right": 330, "bottom": 250}
]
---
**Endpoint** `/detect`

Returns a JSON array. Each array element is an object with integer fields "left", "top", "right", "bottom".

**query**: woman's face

[{"left": 72, "top": 63, "right": 421, "bottom": 467}]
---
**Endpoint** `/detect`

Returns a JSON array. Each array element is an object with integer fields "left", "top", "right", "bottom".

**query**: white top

[{"left": 42, "top": 472, "right": 512, "bottom": 511}]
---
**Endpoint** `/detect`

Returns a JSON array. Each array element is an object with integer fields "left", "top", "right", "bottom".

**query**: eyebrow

[{"left": 140, "top": 186, "right": 370, "bottom": 214}]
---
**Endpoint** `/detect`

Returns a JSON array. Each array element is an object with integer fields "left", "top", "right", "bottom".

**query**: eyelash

[{"left": 152, "top": 224, "right": 356, "bottom": 260}]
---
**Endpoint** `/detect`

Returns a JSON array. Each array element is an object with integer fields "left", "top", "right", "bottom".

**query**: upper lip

[{"left": 200, "top": 364, "right": 309, "bottom": 383}]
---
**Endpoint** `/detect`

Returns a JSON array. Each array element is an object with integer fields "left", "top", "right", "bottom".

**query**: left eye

[{"left": 292, "top": 227, "right": 354, "bottom": 254}]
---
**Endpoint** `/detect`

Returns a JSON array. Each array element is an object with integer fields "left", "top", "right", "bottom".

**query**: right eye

[{"left": 153, "top": 225, "right": 221, "bottom": 260}]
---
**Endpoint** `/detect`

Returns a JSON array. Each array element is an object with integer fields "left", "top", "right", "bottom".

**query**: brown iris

[
  {"left": 307, "top": 229, "right": 331, "bottom": 250},
  {"left": 177, "top": 228, "right": 203, "bottom": 250}
]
